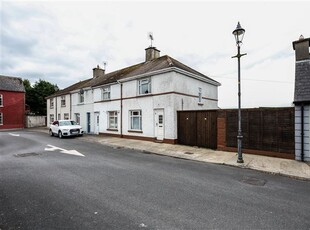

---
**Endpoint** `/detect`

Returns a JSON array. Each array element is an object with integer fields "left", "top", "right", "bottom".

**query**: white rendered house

[{"left": 47, "top": 47, "right": 220, "bottom": 142}]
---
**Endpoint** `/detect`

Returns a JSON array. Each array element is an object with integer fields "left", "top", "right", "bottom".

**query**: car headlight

[{"left": 62, "top": 129, "right": 69, "bottom": 132}]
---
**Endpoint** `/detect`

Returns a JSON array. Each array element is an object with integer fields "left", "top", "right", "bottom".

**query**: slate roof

[
  {"left": 46, "top": 78, "right": 92, "bottom": 99},
  {"left": 0, "top": 75, "right": 25, "bottom": 92},
  {"left": 294, "top": 60, "right": 310, "bottom": 104},
  {"left": 84, "top": 55, "right": 220, "bottom": 88},
  {"left": 47, "top": 54, "right": 220, "bottom": 98}
]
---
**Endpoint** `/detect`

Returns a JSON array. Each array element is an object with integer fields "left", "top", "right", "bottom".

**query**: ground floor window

[
  {"left": 130, "top": 110, "right": 142, "bottom": 130},
  {"left": 75, "top": 113, "right": 80, "bottom": 125},
  {"left": 64, "top": 113, "right": 69, "bottom": 120},
  {"left": 0, "top": 113, "right": 3, "bottom": 125},
  {"left": 108, "top": 111, "right": 118, "bottom": 129},
  {"left": 50, "top": 114, "right": 54, "bottom": 123}
]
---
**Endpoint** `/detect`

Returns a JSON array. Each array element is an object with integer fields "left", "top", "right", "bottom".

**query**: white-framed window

[
  {"left": 0, "top": 94, "right": 3, "bottom": 107},
  {"left": 130, "top": 110, "right": 142, "bottom": 130},
  {"left": 64, "top": 113, "right": 69, "bottom": 120},
  {"left": 61, "top": 96, "right": 66, "bottom": 107},
  {"left": 50, "top": 114, "right": 54, "bottom": 123},
  {"left": 50, "top": 98, "right": 54, "bottom": 109},
  {"left": 58, "top": 114, "right": 61, "bottom": 120},
  {"left": 0, "top": 113, "right": 3, "bottom": 125},
  {"left": 79, "top": 92, "right": 84, "bottom": 103},
  {"left": 108, "top": 111, "right": 118, "bottom": 129},
  {"left": 138, "top": 78, "right": 151, "bottom": 95},
  {"left": 75, "top": 113, "right": 80, "bottom": 124},
  {"left": 198, "top": 87, "right": 202, "bottom": 103},
  {"left": 102, "top": 86, "right": 111, "bottom": 100}
]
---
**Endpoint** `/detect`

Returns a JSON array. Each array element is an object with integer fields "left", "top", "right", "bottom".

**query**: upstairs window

[
  {"left": 0, "top": 94, "right": 3, "bottom": 107},
  {"left": 138, "top": 78, "right": 151, "bottom": 95},
  {"left": 50, "top": 98, "right": 54, "bottom": 109},
  {"left": 79, "top": 92, "right": 84, "bottom": 103},
  {"left": 61, "top": 96, "right": 66, "bottom": 107},
  {"left": 198, "top": 87, "right": 202, "bottom": 103},
  {"left": 102, "top": 86, "right": 111, "bottom": 100}
]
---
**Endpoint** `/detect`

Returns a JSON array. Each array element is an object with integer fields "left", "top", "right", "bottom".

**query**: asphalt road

[{"left": 0, "top": 130, "right": 309, "bottom": 230}]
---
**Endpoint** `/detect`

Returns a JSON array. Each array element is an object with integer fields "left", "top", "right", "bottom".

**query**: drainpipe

[
  {"left": 70, "top": 94, "right": 72, "bottom": 120},
  {"left": 118, "top": 81, "right": 123, "bottom": 138},
  {"left": 301, "top": 104, "right": 304, "bottom": 162},
  {"left": 55, "top": 97, "right": 57, "bottom": 121}
]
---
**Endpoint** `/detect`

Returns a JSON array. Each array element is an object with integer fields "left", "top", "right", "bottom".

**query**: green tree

[{"left": 24, "top": 79, "right": 59, "bottom": 115}]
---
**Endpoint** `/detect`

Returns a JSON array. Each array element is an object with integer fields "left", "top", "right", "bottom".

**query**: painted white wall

[
  {"left": 51, "top": 69, "right": 219, "bottom": 140},
  {"left": 71, "top": 89, "right": 94, "bottom": 133}
]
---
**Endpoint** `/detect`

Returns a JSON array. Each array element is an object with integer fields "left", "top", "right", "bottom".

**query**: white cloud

[{"left": 1, "top": 0, "right": 309, "bottom": 108}]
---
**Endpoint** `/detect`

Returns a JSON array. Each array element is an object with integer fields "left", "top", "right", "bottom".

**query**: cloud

[{"left": 0, "top": 1, "right": 309, "bottom": 108}]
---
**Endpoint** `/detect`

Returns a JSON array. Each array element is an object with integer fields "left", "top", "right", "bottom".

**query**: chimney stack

[
  {"left": 293, "top": 35, "right": 310, "bottom": 61},
  {"left": 145, "top": 47, "right": 160, "bottom": 62},
  {"left": 92, "top": 65, "right": 105, "bottom": 78}
]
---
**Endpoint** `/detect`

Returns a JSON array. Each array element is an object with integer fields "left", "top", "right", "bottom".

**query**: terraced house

[
  {"left": 46, "top": 47, "right": 220, "bottom": 143},
  {"left": 0, "top": 75, "right": 25, "bottom": 129}
]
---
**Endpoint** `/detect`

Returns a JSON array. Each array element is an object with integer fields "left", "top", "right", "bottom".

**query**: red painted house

[{"left": 0, "top": 75, "right": 25, "bottom": 129}]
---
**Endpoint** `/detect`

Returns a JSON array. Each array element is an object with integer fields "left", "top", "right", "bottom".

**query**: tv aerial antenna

[{"left": 148, "top": 32, "right": 154, "bottom": 47}]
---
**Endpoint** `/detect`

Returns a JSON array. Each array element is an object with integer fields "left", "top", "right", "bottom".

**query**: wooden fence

[{"left": 218, "top": 107, "right": 295, "bottom": 159}]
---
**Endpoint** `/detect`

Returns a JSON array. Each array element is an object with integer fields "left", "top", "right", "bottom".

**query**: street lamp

[{"left": 232, "top": 22, "right": 246, "bottom": 163}]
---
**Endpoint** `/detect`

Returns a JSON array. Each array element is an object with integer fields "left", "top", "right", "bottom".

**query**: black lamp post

[{"left": 232, "top": 22, "right": 246, "bottom": 163}]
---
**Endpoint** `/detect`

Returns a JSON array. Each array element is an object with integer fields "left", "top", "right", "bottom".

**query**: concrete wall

[
  {"left": 25, "top": 115, "right": 46, "bottom": 128},
  {"left": 295, "top": 105, "right": 310, "bottom": 161}
]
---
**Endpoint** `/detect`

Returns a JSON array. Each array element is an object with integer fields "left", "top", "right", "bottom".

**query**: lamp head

[{"left": 233, "top": 22, "right": 245, "bottom": 46}]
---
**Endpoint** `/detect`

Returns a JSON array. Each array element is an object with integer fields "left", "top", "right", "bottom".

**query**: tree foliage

[{"left": 24, "top": 79, "right": 59, "bottom": 115}]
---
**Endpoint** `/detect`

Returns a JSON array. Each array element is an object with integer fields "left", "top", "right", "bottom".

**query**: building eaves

[{"left": 0, "top": 75, "right": 25, "bottom": 92}]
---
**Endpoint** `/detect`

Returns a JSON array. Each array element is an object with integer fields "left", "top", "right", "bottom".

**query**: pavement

[{"left": 33, "top": 127, "right": 310, "bottom": 181}]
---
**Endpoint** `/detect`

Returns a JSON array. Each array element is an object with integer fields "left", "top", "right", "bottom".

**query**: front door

[
  {"left": 94, "top": 112, "right": 99, "bottom": 135},
  {"left": 87, "top": 112, "right": 91, "bottom": 133},
  {"left": 155, "top": 109, "right": 164, "bottom": 141}
]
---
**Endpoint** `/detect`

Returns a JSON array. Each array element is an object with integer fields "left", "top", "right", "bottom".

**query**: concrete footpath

[{"left": 33, "top": 128, "right": 310, "bottom": 181}]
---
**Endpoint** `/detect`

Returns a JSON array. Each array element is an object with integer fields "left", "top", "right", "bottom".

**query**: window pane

[{"left": 132, "top": 117, "right": 140, "bottom": 129}]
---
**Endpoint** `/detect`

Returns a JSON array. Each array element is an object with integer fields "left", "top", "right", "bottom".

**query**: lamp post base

[{"left": 237, "top": 158, "right": 244, "bottom": 163}]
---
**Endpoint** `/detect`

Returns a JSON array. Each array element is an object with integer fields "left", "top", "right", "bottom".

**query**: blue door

[{"left": 87, "top": 112, "right": 91, "bottom": 133}]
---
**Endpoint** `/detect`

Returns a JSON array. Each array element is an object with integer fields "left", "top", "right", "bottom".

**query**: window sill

[
  {"left": 107, "top": 128, "right": 118, "bottom": 132},
  {"left": 128, "top": 130, "right": 143, "bottom": 133}
]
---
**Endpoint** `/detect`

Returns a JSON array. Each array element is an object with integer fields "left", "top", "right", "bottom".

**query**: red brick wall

[{"left": 0, "top": 91, "right": 25, "bottom": 129}]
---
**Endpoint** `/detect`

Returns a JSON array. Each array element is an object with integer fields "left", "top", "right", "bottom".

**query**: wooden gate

[{"left": 177, "top": 110, "right": 217, "bottom": 149}]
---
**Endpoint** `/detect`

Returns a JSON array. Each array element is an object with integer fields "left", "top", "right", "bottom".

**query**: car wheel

[
  {"left": 49, "top": 129, "right": 54, "bottom": 137},
  {"left": 58, "top": 131, "right": 63, "bottom": 139}
]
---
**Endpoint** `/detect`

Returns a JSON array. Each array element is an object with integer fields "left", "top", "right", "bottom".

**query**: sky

[{"left": 1, "top": 0, "right": 309, "bottom": 108}]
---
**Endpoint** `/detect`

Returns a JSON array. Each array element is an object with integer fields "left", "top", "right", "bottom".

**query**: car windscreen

[{"left": 59, "top": 121, "right": 77, "bottom": 126}]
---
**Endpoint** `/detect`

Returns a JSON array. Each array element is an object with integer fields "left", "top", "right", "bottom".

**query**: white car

[{"left": 49, "top": 120, "right": 84, "bottom": 138}]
